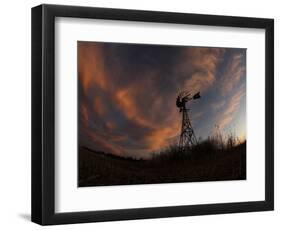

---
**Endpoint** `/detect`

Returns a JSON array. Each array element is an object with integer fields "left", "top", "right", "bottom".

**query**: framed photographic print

[{"left": 31, "top": 4, "right": 274, "bottom": 225}]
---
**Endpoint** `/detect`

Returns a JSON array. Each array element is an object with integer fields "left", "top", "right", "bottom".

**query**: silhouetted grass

[
  {"left": 152, "top": 133, "right": 245, "bottom": 161},
  {"left": 79, "top": 134, "right": 246, "bottom": 187}
]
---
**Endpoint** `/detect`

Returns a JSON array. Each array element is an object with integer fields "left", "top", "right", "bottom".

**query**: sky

[{"left": 78, "top": 41, "right": 246, "bottom": 159}]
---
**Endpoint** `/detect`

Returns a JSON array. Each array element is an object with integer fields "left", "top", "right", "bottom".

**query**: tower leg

[{"left": 178, "top": 108, "right": 197, "bottom": 153}]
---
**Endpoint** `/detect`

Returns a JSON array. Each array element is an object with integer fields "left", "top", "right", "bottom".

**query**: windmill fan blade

[{"left": 178, "top": 90, "right": 190, "bottom": 98}]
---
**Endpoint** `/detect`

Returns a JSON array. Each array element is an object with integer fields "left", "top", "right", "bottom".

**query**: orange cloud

[
  {"left": 114, "top": 87, "right": 154, "bottom": 128},
  {"left": 105, "top": 121, "right": 115, "bottom": 131},
  {"left": 181, "top": 48, "right": 225, "bottom": 93},
  {"left": 110, "top": 134, "right": 128, "bottom": 142},
  {"left": 87, "top": 130, "right": 124, "bottom": 156},
  {"left": 80, "top": 103, "right": 89, "bottom": 126},
  {"left": 93, "top": 96, "right": 106, "bottom": 117},
  {"left": 78, "top": 42, "right": 108, "bottom": 93},
  {"left": 144, "top": 121, "right": 180, "bottom": 151},
  {"left": 114, "top": 81, "right": 181, "bottom": 153}
]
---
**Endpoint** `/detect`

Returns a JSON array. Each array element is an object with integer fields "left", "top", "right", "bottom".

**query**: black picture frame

[{"left": 31, "top": 4, "right": 274, "bottom": 225}]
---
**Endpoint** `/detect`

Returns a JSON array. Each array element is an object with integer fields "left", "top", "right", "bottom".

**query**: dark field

[{"left": 78, "top": 141, "right": 246, "bottom": 187}]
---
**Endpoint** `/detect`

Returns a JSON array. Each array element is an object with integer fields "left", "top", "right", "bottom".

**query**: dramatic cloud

[
  {"left": 181, "top": 48, "right": 225, "bottom": 93},
  {"left": 215, "top": 84, "right": 246, "bottom": 130},
  {"left": 220, "top": 53, "right": 246, "bottom": 95},
  {"left": 78, "top": 42, "right": 246, "bottom": 158}
]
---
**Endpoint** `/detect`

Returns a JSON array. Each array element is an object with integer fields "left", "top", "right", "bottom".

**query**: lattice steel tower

[{"left": 176, "top": 91, "right": 201, "bottom": 152}]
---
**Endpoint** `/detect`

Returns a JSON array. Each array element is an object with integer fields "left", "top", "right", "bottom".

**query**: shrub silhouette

[
  {"left": 79, "top": 132, "right": 246, "bottom": 187},
  {"left": 152, "top": 133, "right": 244, "bottom": 162}
]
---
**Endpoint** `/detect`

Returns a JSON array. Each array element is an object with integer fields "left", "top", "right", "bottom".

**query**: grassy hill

[{"left": 79, "top": 141, "right": 246, "bottom": 187}]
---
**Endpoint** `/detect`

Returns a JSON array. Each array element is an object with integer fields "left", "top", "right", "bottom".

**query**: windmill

[{"left": 176, "top": 91, "right": 201, "bottom": 152}]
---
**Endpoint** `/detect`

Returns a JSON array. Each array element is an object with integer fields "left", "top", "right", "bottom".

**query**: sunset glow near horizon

[{"left": 78, "top": 41, "right": 246, "bottom": 159}]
